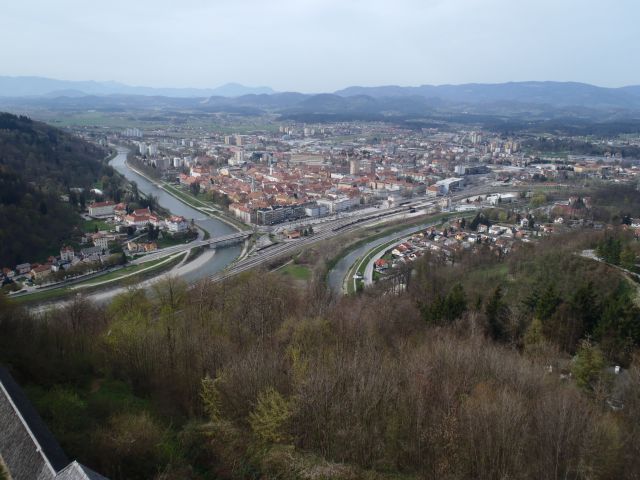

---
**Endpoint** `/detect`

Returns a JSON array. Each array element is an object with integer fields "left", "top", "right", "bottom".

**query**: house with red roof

[{"left": 88, "top": 201, "right": 116, "bottom": 217}]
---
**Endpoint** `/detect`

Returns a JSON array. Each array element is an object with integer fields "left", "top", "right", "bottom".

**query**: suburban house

[
  {"left": 80, "top": 246, "right": 106, "bottom": 263},
  {"left": 88, "top": 201, "right": 116, "bottom": 218},
  {"left": 126, "top": 241, "right": 158, "bottom": 253},
  {"left": 2, "top": 268, "right": 15, "bottom": 279},
  {"left": 113, "top": 203, "right": 127, "bottom": 219},
  {"left": 91, "top": 233, "right": 110, "bottom": 250},
  {"left": 124, "top": 213, "right": 153, "bottom": 228},
  {"left": 0, "top": 366, "right": 109, "bottom": 479},
  {"left": 30, "top": 264, "right": 52, "bottom": 281},
  {"left": 59, "top": 247, "right": 75, "bottom": 263},
  {"left": 165, "top": 215, "right": 189, "bottom": 233},
  {"left": 15, "top": 263, "right": 31, "bottom": 275}
]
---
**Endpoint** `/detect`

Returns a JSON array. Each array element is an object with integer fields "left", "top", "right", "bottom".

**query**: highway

[
  {"left": 209, "top": 183, "right": 517, "bottom": 283},
  {"left": 24, "top": 182, "right": 527, "bottom": 312}
]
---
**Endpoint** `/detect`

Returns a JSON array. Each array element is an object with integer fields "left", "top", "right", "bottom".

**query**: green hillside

[{"left": 0, "top": 113, "right": 111, "bottom": 267}]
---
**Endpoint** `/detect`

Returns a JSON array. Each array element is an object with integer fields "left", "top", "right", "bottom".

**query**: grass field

[
  {"left": 278, "top": 263, "right": 312, "bottom": 280},
  {"left": 11, "top": 254, "right": 183, "bottom": 305},
  {"left": 162, "top": 183, "right": 212, "bottom": 210},
  {"left": 161, "top": 183, "right": 249, "bottom": 230},
  {"left": 82, "top": 219, "right": 111, "bottom": 233}
]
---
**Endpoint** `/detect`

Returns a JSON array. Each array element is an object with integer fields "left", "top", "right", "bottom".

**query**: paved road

[
  {"left": 130, "top": 231, "right": 251, "bottom": 265},
  {"left": 210, "top": 183, "right": 512, "bottom": 284},
  {"left": 26, "top": 182, "right": 527, "bottom": 311}
]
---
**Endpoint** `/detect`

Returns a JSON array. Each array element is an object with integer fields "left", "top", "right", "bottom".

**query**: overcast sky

[{"left": 2, "top": 0, "right": 639, "bottom": 92}]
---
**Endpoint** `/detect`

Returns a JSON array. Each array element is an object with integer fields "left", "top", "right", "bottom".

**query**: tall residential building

[
  {"left": 123, "top": 127, "right": 142, "bottom": 138},
  {"left": 349, "top": 157, "right": 360, "bottom": 175}
]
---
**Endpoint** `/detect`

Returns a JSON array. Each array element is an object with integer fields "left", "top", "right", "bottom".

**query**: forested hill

[{"left": 0, "top": 112, "right": 110, "bottom": 267}]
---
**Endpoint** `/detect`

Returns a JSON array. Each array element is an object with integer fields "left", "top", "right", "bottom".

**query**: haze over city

[{"left": 2, "top": 0, "right": 640, "bottom": 91}]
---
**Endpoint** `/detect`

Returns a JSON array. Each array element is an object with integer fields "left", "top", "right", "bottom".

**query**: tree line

[
  {"left": 1, "top": 226, "right": 640, "bottom": 479},
  {"left": 0, "top": 112, "right": 113, "bottom": 266}
]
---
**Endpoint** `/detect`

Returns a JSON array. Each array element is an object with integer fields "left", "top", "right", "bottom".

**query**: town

[
  {"left": 4, "top": 118, "right": 640, "bottom": 295},
  {"left": 116, "top": 121, "right": 640, "bottom": 230},
  {"left": 0, "top": 198, "right": 193, "bottom": 291}
]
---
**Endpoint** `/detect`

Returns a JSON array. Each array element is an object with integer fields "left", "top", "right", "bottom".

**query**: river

[
  {"left": 327, "top": 220, "right": 444, "bottom": 294},
  {"left": 108, "top": 148, "right": 242, "bottom": 283}
]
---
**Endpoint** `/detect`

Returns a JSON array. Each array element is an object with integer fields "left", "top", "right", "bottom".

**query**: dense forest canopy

[
  {"left": 0, "top": 112, "right": 111, "bottom": 266},
  {"left": 2, "top": 227, "right": 640, "bottom": 480}
]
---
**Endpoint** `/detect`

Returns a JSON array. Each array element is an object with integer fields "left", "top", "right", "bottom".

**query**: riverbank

[
  {"left": 124, "top": 156, "right": 247, "bottom": 233},
  {"left": 19, "top": 149, "right": 245, "bottom": 310},
  {"left": 109, "top": 148, "right": 243, "bottom": 279},
  {"left": 16, "top": 252, "right": 185, "bottom": 307},
  {"left": 326, "top": 212, "right": 454, "bottom": 293}
]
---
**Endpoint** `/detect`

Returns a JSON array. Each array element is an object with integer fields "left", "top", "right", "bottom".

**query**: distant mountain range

[
  {"left": 335, "top": 82, "right": 640, "bottom": 110},
  {"left": 0, "top": 76, "right": 274, "bottom": 98},
  {"left": 3, "top": 76, "right": 640, "bottom": 109},
  {"left": 3, "top": 77, "right": 640, "bottom": 132}
]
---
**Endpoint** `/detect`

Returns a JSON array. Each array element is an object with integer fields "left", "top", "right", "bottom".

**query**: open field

[{"left": 277, "top": 262, "right": 312, "bottom": 280}]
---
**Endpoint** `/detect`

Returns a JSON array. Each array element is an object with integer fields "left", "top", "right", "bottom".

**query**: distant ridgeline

[{"left": 0, "top": 113, "right": 110, "bottom": 267}]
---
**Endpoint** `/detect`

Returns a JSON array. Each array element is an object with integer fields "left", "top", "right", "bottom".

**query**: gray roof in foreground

[{"left": 0, "top": 366, "right": 109, "bottom": 480}]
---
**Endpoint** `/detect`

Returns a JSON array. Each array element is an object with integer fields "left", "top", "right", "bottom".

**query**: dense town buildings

[{"left": 115, "top": 121, "right": 640, "bottom": 229}]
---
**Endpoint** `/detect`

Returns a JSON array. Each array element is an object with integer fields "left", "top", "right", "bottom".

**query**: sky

[{"left": 2, "top": 0, "right": 639, "bottom": 92}]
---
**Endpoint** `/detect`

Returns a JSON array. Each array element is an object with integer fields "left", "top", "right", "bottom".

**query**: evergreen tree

[
  {"left": 424, "top": 294, "right": 445, "bottom": 324},
  {"left": 621, "top": 247, "right": 636, "bottom": 271},
  {"left": 535, "top": 284, "right": 561, "bottom": 322},
  {"left": 523, "top": 318, "right": 549, "bottom": 358},
  {"left": 595, "top": 284, "right": 640, "bottom": 363},
  {"left": 485, "top": 286, "right": 508, "bottom": 341},
  {"left": 569, "top": 282, "right": 601, "bottom": 335},
  {"left": 444, "top": 283, "right": 467, "bottom": 322},
  {"left": 571, "top": 339, "right": 605, "bottom": 391},
  {"left": 597, "top": 236, "right": 622, "bottom": 265}
]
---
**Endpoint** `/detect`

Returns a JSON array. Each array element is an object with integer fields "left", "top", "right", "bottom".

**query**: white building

[
  {"left": 305, "top": 204, "right": 329, "bottom": 217},
  {"left": 148, "top": 144, "right": 159, "bottom": 156},
  {"left": 316, "top": 195, "right": 359, "bottom": 214},
  {"left": 487, "top": 193, "right": 517, "bottom": 205},
  {"left": 349, "top": 158, "right": 360, "bottom": 175},
  {"left": 15, "top": 263, "right": 31, "bottom": 275},
  {"left": 92, "top": 233, "right": 110, "bottom": 250},
  {"left": 228, "top": 149, "right": 245, "bottom": 166},
  {"left": 60, "top": 247, "right": 75, "bottom": 262},
  {"left": 88, "top": 201, "right": 116, "bottom": 217},
  {"left": 124, "top": 127, "right": 142, "bottom": 138},
  {"left": 434, "top": 177, "right": 464, "bottom": 194},
  {"left": 165, "top": 215, "right": 189, "bottom": 233},
  {"left": 230, "top": 204, "right": 252, "bottom": 224}
]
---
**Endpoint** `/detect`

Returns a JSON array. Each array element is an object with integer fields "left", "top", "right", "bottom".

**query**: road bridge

[{"left": 131, "top": 230, "right": 251, "bottom": 265}]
